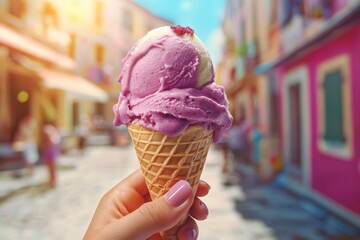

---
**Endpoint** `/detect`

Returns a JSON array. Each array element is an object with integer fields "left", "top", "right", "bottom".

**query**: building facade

[
  {"left": 221, "top": 0, "right": 282, "bottom": 179},
  {"left": 222, "top": 0, "right": 360, "bottom": 226},
  {"left": 0, "top": 0, "right": 108, "bottom": 152},
  {"left": 275, "top": 1, "right": 360, "bottom": 225},
  {"left": 0, "top": 0, "right": 171, "bottom": 152},
  {"left": 62, "top": 0, "right": 171, "bottom": 127}
]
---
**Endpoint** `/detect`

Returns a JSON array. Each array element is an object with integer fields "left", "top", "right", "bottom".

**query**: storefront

[
  {"left": 0, "top": 23, "right": 108, "bottom": 158},
  {"left": 269, "top": 3, "right": 360, "bottom": 226}
]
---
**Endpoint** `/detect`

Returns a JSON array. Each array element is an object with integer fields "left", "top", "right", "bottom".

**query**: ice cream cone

[{"left": 127, "top": 123, "right": 213, "bottom": 239}]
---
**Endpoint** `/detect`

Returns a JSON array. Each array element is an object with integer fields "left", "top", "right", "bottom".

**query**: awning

[
  {"left": 37, "top": 68, "right": 109, "bottom": 102},
  {"left": 0, "top": 23, "right": 75, "bottom": 70}
]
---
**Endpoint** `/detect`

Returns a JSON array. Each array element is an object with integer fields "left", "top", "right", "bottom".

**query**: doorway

[
  {"left": 283, "top": 66, "right": 310, "bottom": 186},
  {"left": 8, "top": 73, "right": 33, "bottom": 139},
  {"left": 288, "top": 83, "right": 302, "bottom": 180}
]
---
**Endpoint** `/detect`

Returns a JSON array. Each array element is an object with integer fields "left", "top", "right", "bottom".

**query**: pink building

[
  {"left": 275, "top": 2, "right": 360, "bottom": 226},
  {"left": 222, "top": 0, "right": 360, "bottom": 226}
]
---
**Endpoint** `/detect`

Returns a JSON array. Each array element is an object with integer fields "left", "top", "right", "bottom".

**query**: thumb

[{"left": 117, "top": 180, "right": 194, "bottom": 240}]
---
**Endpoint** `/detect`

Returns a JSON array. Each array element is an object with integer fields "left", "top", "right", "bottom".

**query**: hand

[{"left": 84, "top": 169, "right": 210, "bottom": 240}]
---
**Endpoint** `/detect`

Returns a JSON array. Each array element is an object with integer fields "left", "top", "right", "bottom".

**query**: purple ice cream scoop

[{"left": 113, "top": 26, "right": 232, "bottom": 143}]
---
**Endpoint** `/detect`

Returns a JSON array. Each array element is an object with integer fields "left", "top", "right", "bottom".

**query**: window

[
  {"left": 94, "top": 44, "right": 104, "bottom": 65},
  {"left": 280, "top": 0, "right": 293, "bottom": 27},
  {"left": 68, "top": 32, "right": 76, "bottom": 58},
  {"left": 317, "top": 54, "right": 353, "bottom": 159},
  {"left": 122, "top": 9, "right": 133, "bottom": 33},
  {"left": 41, "top": 2, "right": 58, "bottom": 37},
  {"left": 72, "top": 102, "right": 79, "bottom": 131},
  {"left": 323, "top": 70, "right": 345, "bottom": 144},
  {"left": 8, "top": 0, "right": 26, "bottom": 18},
  {"left": 94, "top": 1, "right": 103, "bottom": 27}
]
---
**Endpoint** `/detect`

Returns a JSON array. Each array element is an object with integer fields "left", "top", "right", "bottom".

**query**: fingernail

[
  {"left": 186, "top": 228, "right": 197, "bottom": 240},
  {"left": 201, "top": 201, "right": 209, "bottom": 216},
  {"left": 165, "top": 180, "right": 192, "bottom": 207},
  {"left": 200, "top": 180, "right": 211, "bottom": 190}
]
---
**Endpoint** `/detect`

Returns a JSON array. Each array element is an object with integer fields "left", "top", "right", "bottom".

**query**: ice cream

[
  {"left": 113, "top": 25, "right": 232, "bottom": 143},
  {"left": 113, "top": 25, "right": 232, "bottom": 239}
]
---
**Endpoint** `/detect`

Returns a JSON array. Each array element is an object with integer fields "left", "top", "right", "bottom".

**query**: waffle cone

[{"left": 127, "top": 123, "right": 213, "bottom": 239}]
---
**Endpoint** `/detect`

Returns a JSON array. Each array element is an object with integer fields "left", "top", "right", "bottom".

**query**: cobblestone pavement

[
  {"left": 232, "top": 166, "right": 360, "bottom": 240},
  {"left": 0, "top": 145, "right": 359, "bottom": 240}
]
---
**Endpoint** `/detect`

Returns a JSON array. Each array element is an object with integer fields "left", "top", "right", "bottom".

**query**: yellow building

[
  {"left": 66, "top": 0, "right": 172, "bottom": 123},
  {"left": 0, "top": 0, "right": 172, "bottom": 150},
  {"left": 0, "top": 0, "right": 108, "bottom": 151}
]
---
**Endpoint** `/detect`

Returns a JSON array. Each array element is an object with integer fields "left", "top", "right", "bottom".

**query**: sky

[{"left": 132, "top": 0, "right": 226, "bottom": 66}]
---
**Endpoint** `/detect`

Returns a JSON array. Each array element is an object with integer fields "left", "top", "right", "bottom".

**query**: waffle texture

[{"left": 127, "top": 123, "right": 213, "bottom": 239}]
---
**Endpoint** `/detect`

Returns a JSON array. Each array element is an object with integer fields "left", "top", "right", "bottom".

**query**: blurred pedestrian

[
  {"left": 14, "top": 114, "right": 39, "bottom": 176},
  {"left": 216, "top": 130, "right": 229, "bottom": 173},
  {"left": 41, "top": 121, "right": 60, "bottom": 188},
  {"left": 76, "top": 115, "right": 91, "bottom": 155},
  {"left": 250, "top": 124, "right": 263, "bottom": 175},
  {"left": 227, "top": 117, "right": 251, "bottom": 167}
]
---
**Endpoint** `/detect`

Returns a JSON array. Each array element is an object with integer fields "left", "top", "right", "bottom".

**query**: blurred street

[{"left": 0, "top": 145, "right": 359, "bottom": 240}]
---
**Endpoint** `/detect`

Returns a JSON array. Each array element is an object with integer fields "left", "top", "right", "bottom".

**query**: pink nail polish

[
  {"left": 200, "top": 180, "right": 211, "bottom": 190},
  {"left": 165, "top": 180, "right": 192, "bottom": 207},
  {"left": 186, "top": 228, "right": 197, "bottom": 240},
  {"left": 201, "top": 201, "right": 209, "bottom": 216}
]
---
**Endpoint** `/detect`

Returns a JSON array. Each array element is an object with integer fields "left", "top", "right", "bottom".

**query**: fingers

[
  {"left": 109, "top": 169, "right": 148, "bottom": 196},
  {"left": 177, "top": 217, "right": 199, "bottom": 240},
  {"left": 189, "top": 197, "right": 209, "bottom": 221},
  {"left": 85, "top": 168, "right": 212, "bottom": 240},
  {"left": 100, "top": 169, "right": 148, "bottom": 216},
  {"left": 109, "top": 169, "right": 210, "bottom": 202},
  {"left": 196, "top": 180, "right": 211, "bottom": 197},
  {"left": 108, "top": 180, "right": 194, "bottom": 240},
  {"left": 191, "top": 180, "right": 210, "bottom": 221},
  {"left": 177, "top": 185, "right": 209, "bottom": 240}
]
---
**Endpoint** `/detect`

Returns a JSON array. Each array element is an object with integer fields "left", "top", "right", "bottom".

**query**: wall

[{"left": 278, "top": 22, "right": 360, "bottom": 216}]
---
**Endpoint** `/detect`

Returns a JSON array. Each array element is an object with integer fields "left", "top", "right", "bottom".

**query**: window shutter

[{"left": 323, "top": 70, "right": 345, "bottom": 143}]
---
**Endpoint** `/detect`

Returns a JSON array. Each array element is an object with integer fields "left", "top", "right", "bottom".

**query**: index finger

[{"left": 110, "top": 169, "right": 149, "bottom": 197}]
